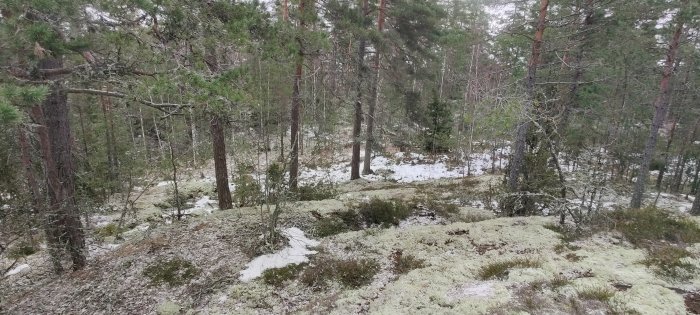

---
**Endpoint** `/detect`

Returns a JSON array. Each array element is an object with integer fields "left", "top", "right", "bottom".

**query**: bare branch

[{"left": 64, "top": 88, "right": 192, "bottom": 113}]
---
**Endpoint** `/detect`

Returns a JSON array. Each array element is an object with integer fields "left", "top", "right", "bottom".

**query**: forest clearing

[{"left": 1, "top": 0, "right": 700, "bottom": 314}]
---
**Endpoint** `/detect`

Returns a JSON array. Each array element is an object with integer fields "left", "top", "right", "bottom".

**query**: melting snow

[
  {"left": 445, "top": 282, "right": 495, "bottom": 302},
  {"left": 5, "top": 264, "right": 30, "bottom": 276},
  {"left": 239, "top": 228, "right": 319, "bottom": 282}
]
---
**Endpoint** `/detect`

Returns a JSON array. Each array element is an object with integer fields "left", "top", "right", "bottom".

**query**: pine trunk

[
  {"left": 362, "top": 0, "right": 386, "bottom": 176},
  {"left": 351, "top": 0, "right": 369, "bottom": 180},
  {"left": 508, "top": 0, "right": 549, "bottom": 192},
  {"left": 211, "top": 115, "right": 233, "bottom": 210},
  {"left": 630, "top": 16, "right": 684, "bottom": 209},
  {"left": 289, "top": 0, "right": 307, "bottom": 191}
]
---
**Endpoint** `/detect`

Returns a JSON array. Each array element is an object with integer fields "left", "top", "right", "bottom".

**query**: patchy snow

[
  {"left": 300, "top": 150, "right": 506, "bottom": 185},
  {"left": 156, "top": 181, "right": 174, "bottom": 187},
  {"left": 445, "top": 281, "right": 495, "bottom": 302},
  {"left": 182, "top": 196, "right": 217, "bottom": 216},
  {"left": 5, "top": 264, "right": 30, "bottom": 276},
  {"left": 239, "top": 228, "right": 320, "bottom": 282}
]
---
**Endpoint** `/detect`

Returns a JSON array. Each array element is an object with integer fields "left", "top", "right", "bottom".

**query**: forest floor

[{"left": 1, "top": 151, "right": 699, "bottom": 315}]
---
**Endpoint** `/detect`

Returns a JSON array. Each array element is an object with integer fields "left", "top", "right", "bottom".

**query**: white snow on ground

[
  {"left": 183, "top": 196, "right": 217, "bottom": 215},
  {"left": 300, "top": 150, "right": 507, "bottom": 185},
  {"left": 239, "top": 228, "right": 319, "bottom": 282},
  {"left": 5, "top": 264, "right": 30, "bottom": 276},
  {"left": 445, "top": 281, "right": 495, "bottom": 303}
]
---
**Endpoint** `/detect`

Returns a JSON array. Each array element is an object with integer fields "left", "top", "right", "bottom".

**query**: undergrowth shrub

[
  {"left": 296, "top": 182, "right": 337, "bottom": 201},
  {"left": 577, "top": 285, "right": 615, "bottom": 302},
  {"left": 94, "top": 223, "right": 127, "bottom": 238},
  {"left": 314, "top": 217, "right": 350, "bottom": 237},
  {"left": 357, "top": 198, "right": 412, "bottom": 227},
  {"left": 234, "top": 174, "right": 261, "bottom": 207},
  {"left": 155, "top": 190, "right": 195, "bottom": 210},
  {"left": 390, "top": 250, "right": 426, "bottom": 274},
  {"left": 261, "top": 263, "right": 307, "bottom": 286},
  {"left": 478, "top": 257, "right": 541, "bottom": 280},
  {"left": 143, "top": 257, "right": 200, "bottom": 287},
  {"left": 643, "top": 244, "right": 696, "bottom": 281},
  {"left": 605, "top": 207, "right": 700, "bottom": 246},
  {"left": 7, "top": 242, "right": 37, "bottom": 259},
  {"left": 300, "top": 256, "right": 380, "bottom": 289}
]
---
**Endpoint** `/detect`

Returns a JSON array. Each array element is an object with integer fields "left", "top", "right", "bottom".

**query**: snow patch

[
  {"left": 445, "top": 281, "right": 495, "bottom": 302},
  {"left": 239, "top": 228, "right": 319, "bottom": 282},
  {"left": 5, "top": 264, "right": 30, "bottom": 276}
]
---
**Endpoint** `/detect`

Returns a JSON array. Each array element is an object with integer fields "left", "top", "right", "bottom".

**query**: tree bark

[
  {"left": 351, "top": 0, "right": 369, "bottom": 180},
  {"left": 630, "top": 15, "right": 684, "bottom": 209},
  {"left": 691, "top": 180, "right": 700, "bottom": 215},
  {"left": 656, "top": 119, "right": 677, "bottom": 190},
  {"left": 100, "top": 93, "right": 118, "bottom": 182},
  {"left": 508, "top": 0, "right": 549, "bottom": 192},
  {"left": 19, "top": 125, "right": 64, "bottom": 273},
  {"left": 289, "top": 0, "right": 308, "bottom": 191},
  {"left": 672, "top": 118, "right": 700, "bottom": 192},
  {"left": 362, "top": 0, "right": 386, "bottom": 175},
  {"left": 211, "top": 115, "right": 233, "bottom": 210}
]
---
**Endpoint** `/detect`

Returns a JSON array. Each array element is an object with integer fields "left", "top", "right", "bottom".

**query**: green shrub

[
  {"left": 7, "top": 243, "right": 37, "bottom": 259},
  {"left": 155, "top": 190, "right": 195, "bottom": 210},
  {"left": 261, "top": 263, "right": 307, "bottom": 286},
  {"left": 300, "top": 257, "right": 380, "bottom": 289},
  {"left": 234, "top": 174, "right": 261, "bottom": 206},
  {"left": 94, "top": 223, "right": 127, "bottom": 237},
  {"left": 314, "top": 217, "right": 350, "bottom": 237},
  {"left": 607, "top": 207, "right": 700, "bottom": 246},
  {"left": 643, "top": 244, "right": 696, "bottom": 281},
  {"left": 577, "top": 285, "right": 615, "bottom": 302},
  {"left": 478, "top": 257, "right": 541, "bottom": 280},
  {"left": 391, "top": 250, "right": 426, "bottom": 274},
  {"left": 143, "top": 257, "right": 200, "bottom": 287},
  {"left": 296, "top": 182, "right": 337, "bottom": 201},
  {"left": 357, "top": 198, "right": 413, "bottom": 227}
]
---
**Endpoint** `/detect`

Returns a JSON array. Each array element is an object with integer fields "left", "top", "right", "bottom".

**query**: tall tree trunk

[
  {"left": 211, "top": 115, "right": 233, "bottom": 210},
  {"left": 289, "top": 0, "right": 308, "bottom": 191},
  {"left": 19, "top": 125, "right": 64, "bottom": 273},
  {"left": 362, "top": 0, "right": 386, "bottom": 175},
  {"left": 38, "top": 56, "right": 86, "bottom": 270},
  {"left": 691, "top": 180, "right": 700, "bottom": 215},
  {"left": 508, "top": 0, "right": 549, "bottom": 192},
  {"left": 100, "top": 94, "right": 118, "bottom": 182},
  {"left": 672, "top": 118, "right": 700, "bottom": 192},
  {"left": 630, "top": 15, "right": 685, "bottom": 209},
  {"left": 560, "top": 0, "right": 593, "bottom": 131},
  {"left": 656, "top": 119, "right": 677, "bottom": 190},
  {"left": 76, "top": 103, "right": 91, "bottom": 170},
  {"left": 351, "top": 0, "right": 369, "bottom": 180}
]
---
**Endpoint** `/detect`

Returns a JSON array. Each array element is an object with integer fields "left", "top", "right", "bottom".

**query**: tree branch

[{"left": 64, "top": 88, "right": 191, "bottom": 113}]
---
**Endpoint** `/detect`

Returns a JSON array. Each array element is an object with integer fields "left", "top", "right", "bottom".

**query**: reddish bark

[
  {"left": 630, "top": 13, "right": 685, "bottom": 209},
  {"left": 508, "top": 0, "right": 549, "bottom": 192}
]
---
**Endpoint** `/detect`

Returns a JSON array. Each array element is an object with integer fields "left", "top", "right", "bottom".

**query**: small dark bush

[
  {"left": 607, "top": 207, "right": 700, "bottom": 246},
  {"left": 143, "top": 257, "right": 200, "bottom": 287},
  {"left": 357, "top": 198, "right": 412, "bottom": 227},
  {"left": 314, "top": 218, "right": 350, "bottom": 237},
  {"left": 234, "top": 174, "right": 262, "bottom": 206},
  {"left": 296, "top": 182, "right": 337, "bottom": 201},
  {"left": 391, "top": 250, "right": 426, "bottom": 274},
  {"left": 643, "top": 244, "right": 696, "bottom": 281},
  {"left": 261, "top": 263, "right": 307, "bottom": 286},
  {"left": 300, "top": 257, "right": 380, "bottom": 289},
  {"left": 94, "top": 223, "right": 127, "bottom": 238},
  {"left": 155, "top": 190, "right": 195, "bottom": 210},
  {"left": 577, "top": 285, "right": 615, "bottom": 302},
  {"left": 478, "top": 257, "right": 541, "bottom": 280},
  {"left": 7, "top": 243, "right": 37, "bottom": 259}
]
